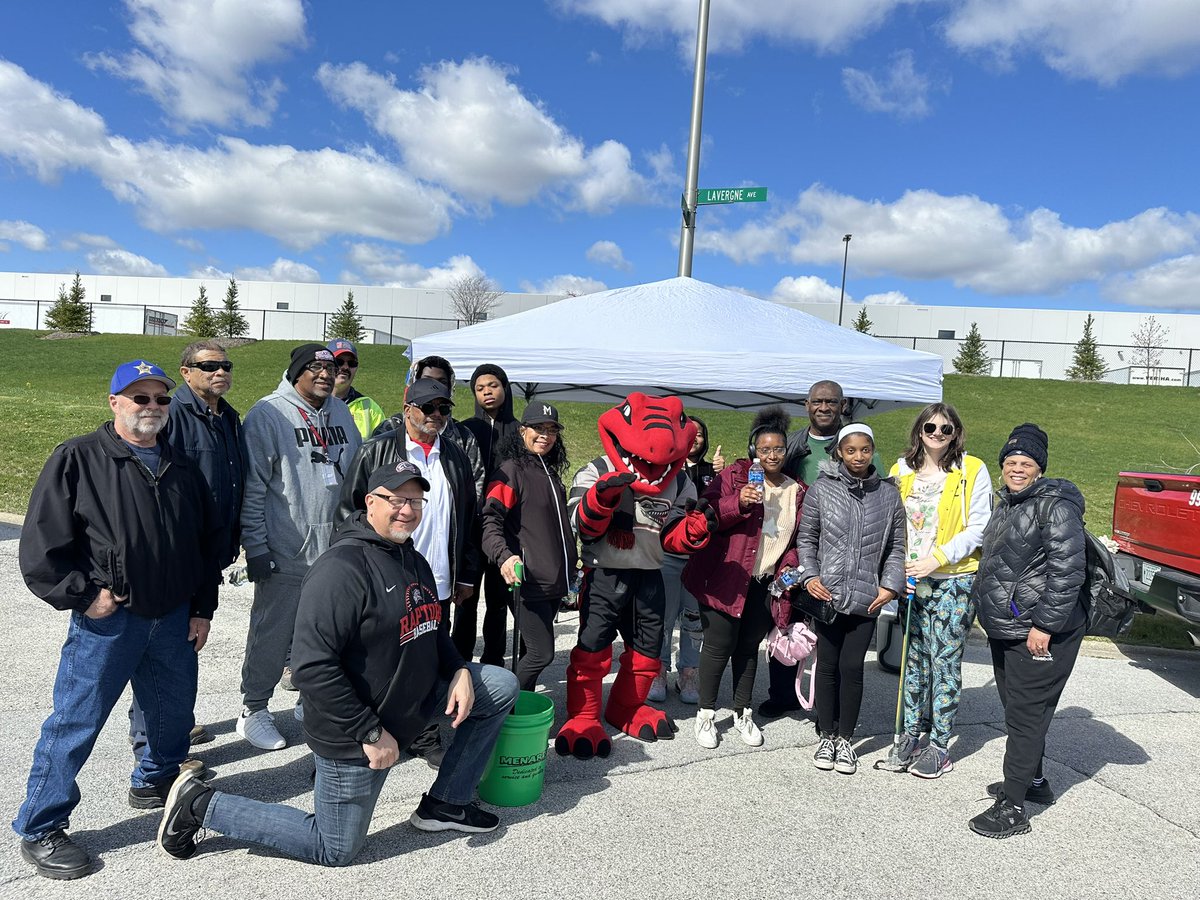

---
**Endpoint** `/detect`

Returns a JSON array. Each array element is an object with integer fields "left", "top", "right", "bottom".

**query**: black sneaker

[
  {"left": 19, "top": 830, "right": 92, "bottom": 880},
  {"left": 969, "top": 793, "right": 1032, "bottom": 839},
  {"left": 409, "top": 793, "right": 500, "bottom": 834},
  {"left": 987, "top": 778, "right": 1056, "bottom": 806},
  {"left": 758, "top": 696, "right": 803, "bottom": 719},
  {"left": 157, "top": 770, "right": 214, "bottom": 860},
  {"left": 129, "top": 781, "right": 172, "bottom": 810}
]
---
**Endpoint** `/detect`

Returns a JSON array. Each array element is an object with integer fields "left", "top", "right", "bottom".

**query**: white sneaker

[
  {"left": 733, "top": 708, "right": 764, "bottom": 747},
  {"left": 236, "top": 708, "right": 286, "bottom": 751},
  {"left": 834, "top": 737, "right": 858, "bottom": 775},
  {"left": 293, "top": 699, "right": 304, "bottom": 723},
  {"left": 647, "top": 673, "right": 667, "bottom": 703},
  {"left": 694, "top": 708, "right": 719, "bottom": 749}
]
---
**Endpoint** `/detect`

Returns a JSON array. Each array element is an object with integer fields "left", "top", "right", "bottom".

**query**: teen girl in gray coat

[{"left": 795, "top": 424, "right": 905, "bottom": 775}]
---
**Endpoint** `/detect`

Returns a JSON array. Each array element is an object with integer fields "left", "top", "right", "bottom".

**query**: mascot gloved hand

[
  {"left": 680, "top": 497, "right": 718, "bottom": 547},
  {"left": 589, "top": 471, "right": 637, "bottom": 506}
]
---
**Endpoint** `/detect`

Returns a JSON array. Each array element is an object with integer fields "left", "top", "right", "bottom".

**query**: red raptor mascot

[{"left": 558, "top": 393, "right": 718, "bottom": 759}]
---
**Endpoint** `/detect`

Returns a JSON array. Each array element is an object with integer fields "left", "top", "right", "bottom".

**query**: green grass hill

[{"left": 3, "top": 329, "right": 1197, "bottom": 648}]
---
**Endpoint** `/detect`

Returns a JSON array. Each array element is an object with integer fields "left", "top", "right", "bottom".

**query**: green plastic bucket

[{"left": 478, "top": 690, "right": 555, "bottom": 807}]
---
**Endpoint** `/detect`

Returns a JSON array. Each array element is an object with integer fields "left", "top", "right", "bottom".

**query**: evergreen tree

[
  {"left": 326, "top": 289, "right": 365, "bottom": 342},
  {"left": 1065, "top": 313, "right": 1106, "bottom": 381},
  {"left": 852, "top": 307, "right": 873, "bottom": 334},
  {"left": 213, "top": 276, "right": 248, "bottom": 339},
  {"left": 952, "top": 322, "right": 992, "bottom": 375},
  {"left": 43, "top": 271, "right": 91, "bottom": 332},
  {"left": 182, "top": 284, "right": 218, "bottom": 337}
]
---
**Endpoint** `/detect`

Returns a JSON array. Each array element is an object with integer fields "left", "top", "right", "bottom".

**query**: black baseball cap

[
  {"left": 366, "top": 460, "right": 431, "bottom": 493},
  {"left": 405, "top": 377, "right": 453, "bottom": 408},
  {"left": 521, "top": 402, "right": 562, "bottom": 427}
]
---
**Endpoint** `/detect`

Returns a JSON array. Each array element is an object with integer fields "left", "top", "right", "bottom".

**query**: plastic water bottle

[
  {"left": 748, "top": 459, "right": 765, "bottom": 499},
  {"left": 769, "top": 565, "right": 805, "bottom": 598}
]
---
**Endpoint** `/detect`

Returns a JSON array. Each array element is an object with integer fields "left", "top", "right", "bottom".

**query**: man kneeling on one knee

[{"left": 159, "top": 461, "right": 520, "bottom": 866}]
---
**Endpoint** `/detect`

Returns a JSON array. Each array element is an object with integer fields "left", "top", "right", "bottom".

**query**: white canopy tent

[{"left": 407, "top": 277, "right": 943, "bottom": 414}]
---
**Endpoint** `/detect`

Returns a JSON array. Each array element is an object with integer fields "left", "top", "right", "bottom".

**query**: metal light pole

[
  {"left": 837, "top": 233, "right": 852, "bottom": 326},
  {"left": 677, "top": 0, "right": 712, "bottom": 278}
]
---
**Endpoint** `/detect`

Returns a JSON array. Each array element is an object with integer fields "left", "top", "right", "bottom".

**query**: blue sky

[{"left": 1, "top": 0, "right": 1199, "bottom": 312}]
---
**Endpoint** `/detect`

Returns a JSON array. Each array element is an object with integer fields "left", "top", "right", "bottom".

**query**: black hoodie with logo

[{"left": 290, "top": 512, "right": 467, "bottom": 759}]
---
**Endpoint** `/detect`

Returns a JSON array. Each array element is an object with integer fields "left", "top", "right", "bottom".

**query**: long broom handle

[
  {"left": 891, "top": 593, "right": 915, "bottom": 736},
  {"left": 510, "top": 561, "right": 524, "bottom": 676}
]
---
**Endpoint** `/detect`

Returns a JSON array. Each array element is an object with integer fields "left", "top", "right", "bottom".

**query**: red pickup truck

[{"left": 1112, "top": 472, "right": 1200, "bottom": 632}]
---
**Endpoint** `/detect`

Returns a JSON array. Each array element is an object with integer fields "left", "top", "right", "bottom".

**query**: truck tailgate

[{"left": 1112, "top": 472, "right": 1200, "bottom": 578}]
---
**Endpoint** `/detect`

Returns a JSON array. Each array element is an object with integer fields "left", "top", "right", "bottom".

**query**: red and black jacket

[{"left": 481, "top": 454, "right": 578, "bottom": 602}]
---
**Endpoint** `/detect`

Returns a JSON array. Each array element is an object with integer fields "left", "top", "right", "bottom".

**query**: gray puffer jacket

[
  {"left": 971, "top": 477, "right": 1087, "bottom": 641},
  {"left": 795, "top": 460, "right": 906, "bottom": 617}
]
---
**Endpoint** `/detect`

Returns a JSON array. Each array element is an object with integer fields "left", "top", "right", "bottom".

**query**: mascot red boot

[{"left": 557, "top": 393, "right": 718, "bottom": 759}]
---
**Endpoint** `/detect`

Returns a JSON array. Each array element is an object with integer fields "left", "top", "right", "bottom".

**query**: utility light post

[
  {"left": 677, "top": 0, "right": 711, "bottom": 278},
  {"left": 837, "top": 233, "right": 852, "bottom": 326}
]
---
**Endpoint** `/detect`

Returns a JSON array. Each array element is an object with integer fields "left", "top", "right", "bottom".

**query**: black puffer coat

[{"left": 971, "top": 477, "right": 1087, "bottom": 640}]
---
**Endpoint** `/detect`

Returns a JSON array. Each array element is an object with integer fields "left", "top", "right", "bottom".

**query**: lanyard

[{"left": 297, "top": 406, "right": 329, "bottom": 454}]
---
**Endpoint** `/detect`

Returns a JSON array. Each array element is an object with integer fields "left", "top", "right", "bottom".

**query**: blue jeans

[
  {"left": 204, "top": 662, "right": 519, "bottom": 866},
  {"left": 659, "top": 554, "right": 701, "bottom": 672},
  {"left": 13, "top": 603, "right": 197, "bottom": 840}
]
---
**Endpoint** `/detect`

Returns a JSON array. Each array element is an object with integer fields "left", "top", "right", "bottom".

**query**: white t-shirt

[{"left": 405, "top": 435, "right": 452, "bottom": 601}]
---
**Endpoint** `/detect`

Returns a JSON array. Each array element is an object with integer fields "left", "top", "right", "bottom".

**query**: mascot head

[{"left": 597, "top": 392, "right": 697, "bottom": 496}]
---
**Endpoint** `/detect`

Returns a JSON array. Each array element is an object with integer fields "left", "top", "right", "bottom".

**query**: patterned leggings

[{"left": 902, "top": 574, "right": 976, "bottom": 749}]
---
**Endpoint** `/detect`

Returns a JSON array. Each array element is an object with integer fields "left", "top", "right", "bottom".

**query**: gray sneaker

[
  {"left": 910, "top": 743, "right": 953, "bottom": 779},
  {"left": 834, "top": 737, "right": 858, "bottom": 775},
  {"left": 813, "top": 734, "right": 837, "bottom": 770}
]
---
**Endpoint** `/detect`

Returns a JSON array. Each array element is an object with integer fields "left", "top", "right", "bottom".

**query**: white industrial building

[{"left": 2, "top": 269, "right": 1198, "bottom": 384}]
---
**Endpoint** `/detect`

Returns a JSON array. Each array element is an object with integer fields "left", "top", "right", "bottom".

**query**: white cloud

[
  {"left": 519, "top": 274, "right": 608, "bottom": 296},
  {"left": 235, "top": 257, "right": 320, "bottom": 283},
  {"left": 842, "top": 50, "right": 940, "bottom": 119},
  {"left": 1104, "top": 255, "right": 1200, "bottom": 309},
  {"left": 0, "top": 219, "right": 49, "bottom": 251},
  {"left": 87, "top": 247, "right": 169, "bottom": 277},
  {"left": 769, "top": 275, "right": 844, "bottom": 304},
  {"left": 87, "top": 0, "right": 308, "bottom": 128},
  {"left": 586, "top": 239, "right": 632, "bottom": 271},
  {"left": 317, "top": 58, "right": 649, "bottom": 213},
  {"left": 944, "top": 0, "right": 1200, "bottom": 84},
  {"left": 0, "top": 60, "right": 457, "bottom": 249},
  {"left": 189, "top": 264, "right": 232, "bottom": 280},
  {"left": 861, "top": 290, "right": 913, "bottom": 305},
  {"left": 558, "top": 0, "right": 930, "bottom": 54},
  {"left": 699, "top": 184, "right": 1200, "bottom": 296},
  {"left": 341, "top": 243, "right": 485, "bottom": 289}
]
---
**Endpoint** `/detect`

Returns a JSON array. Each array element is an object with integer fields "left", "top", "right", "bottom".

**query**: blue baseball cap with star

[
  {"left": 110, "top": 360, "right": 176, "bottom": 395},
  {"left": 327, "top": 338, "right": 357, "bottom": 357}
]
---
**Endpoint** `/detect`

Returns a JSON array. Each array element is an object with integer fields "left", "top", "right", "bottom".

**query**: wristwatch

[{"left": 364, "top": 726, "right": 382, "bottom": 745}]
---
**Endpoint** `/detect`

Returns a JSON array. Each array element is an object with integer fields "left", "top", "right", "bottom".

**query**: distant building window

[
  {"left": 937, "top": 329, "right": 955, "bottom": 340},
  {"left": 276, "top": 302, "right": 289, "bottom": 310},
  {"left": 101, "top": 294, "right": 112, "bottom": 302}
]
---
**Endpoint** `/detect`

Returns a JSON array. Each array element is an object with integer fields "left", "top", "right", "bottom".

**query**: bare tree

[
  {"left": 1130, "top": 315, "right": 1169, "bottom": 384},
  {"left": 448, "top": 274, "right": 503, "bottom": 326}
]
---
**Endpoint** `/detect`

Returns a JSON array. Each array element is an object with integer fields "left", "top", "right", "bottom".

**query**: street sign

[{"left": 696, "top": 187, "right": 767, "bottom": 205}]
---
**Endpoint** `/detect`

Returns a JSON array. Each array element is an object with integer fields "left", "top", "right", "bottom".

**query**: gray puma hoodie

[{"left": 240, "top": 375, "right": 362, "bottom": 575}]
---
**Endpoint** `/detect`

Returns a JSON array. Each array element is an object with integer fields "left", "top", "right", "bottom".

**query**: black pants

[
  {"left": 697, "top": 579, "right": 774, "bottom": 710},
  {"left": 813, "top": 613, "right": 876, "bottom": 739},
  {"left": 990, "top": 624, "right": 1084, "bottom": 806},
  {"left": 452, "top": 562, "right": 509, "bottom": 664},
  {"left": 577, "top": 567, "right": 664, "bottom": 658},
  {"left": 513, "top": 599, "right": 558, "bottom": 693}
]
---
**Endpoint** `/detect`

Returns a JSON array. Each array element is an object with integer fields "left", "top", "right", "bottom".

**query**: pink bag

[{"left": 764, "top": 621, "right": 818, "bottom": 710}]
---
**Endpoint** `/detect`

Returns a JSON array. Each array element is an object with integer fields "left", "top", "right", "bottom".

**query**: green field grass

[{"left": 3, "top": 328, "right": 1197, "bottom": 649}]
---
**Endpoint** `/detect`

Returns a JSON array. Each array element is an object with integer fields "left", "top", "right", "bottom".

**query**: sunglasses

[
  {"left": 922, "top": 422, "right": 956, "bottom": 436},
  {"left": 335, "top": 357, "right": 359, "bottom": 369},
  {"left": 412, "top": 401, "right": 453, "bottom": 416},
  {"left": 189, "top": 360, "right": 233, "bottom": 373},
  {"left": 128, "top": 394, "right": 171, "bottom": 407},
  {"left": 369, "top": 493, "right": 426, "bottom": 511}
]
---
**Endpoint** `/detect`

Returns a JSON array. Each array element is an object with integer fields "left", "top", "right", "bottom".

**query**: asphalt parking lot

[{"left": 1, "top": 520, "right": 1198, "bottom": 899}]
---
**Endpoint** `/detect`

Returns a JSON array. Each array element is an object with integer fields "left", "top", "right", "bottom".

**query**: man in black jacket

[
  {"left": 338, "top": 377, "right": 480, "bottom": 767},
  {"left": 14, "top": 360, "right": 222, "bottom": 881},
  {"left": 158, "top": 462, "right": 519, "bottom": 867}
]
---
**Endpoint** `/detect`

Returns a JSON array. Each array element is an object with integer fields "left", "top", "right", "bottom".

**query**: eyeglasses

[
  {"left": 412, "top": 402, "right": 452, "bottom": 416},
  {"left": 127, "top": 394, "right": 172, "bottom": 406},
  {"left": 807, "top": 398, "right": 841, "bottom": 408},
  {"left": 369, "top": 493, "right": 426, "bottom": 511},
  {"left": 188, "top": 360, "right": 233, "bottom": 373},
  {"left": 922, "top": 423, "right": 956, "bottom": 436},
  {"left": 525, "top": 423, "right": 562, "bottom": 435},
  {"left": 304, "top": 362, "right": 338, "bottom": 374},
  {"left": 754, "top": 447, "right": 786, "bottom": 458},
  {"left": 335, "top": 357, "right": 358, "bottom": 370}
]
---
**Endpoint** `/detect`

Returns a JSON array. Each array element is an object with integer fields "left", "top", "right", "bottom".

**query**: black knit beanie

[
  {"left": 999, "top": 422, "right": 1049, "bottom": 472},
  {"left": 470, "top": 363, "right": 509, "bottom": 390},
  {"left": 287, "top": 343, "right": 333, "bottom": 385}
]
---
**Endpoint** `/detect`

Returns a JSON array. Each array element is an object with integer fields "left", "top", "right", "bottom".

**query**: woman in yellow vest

[{"left": 889, "top": 402, "right": 992, "bottom": 779}]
